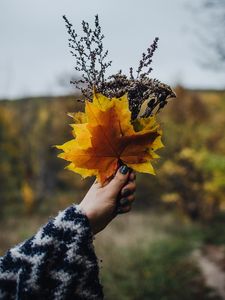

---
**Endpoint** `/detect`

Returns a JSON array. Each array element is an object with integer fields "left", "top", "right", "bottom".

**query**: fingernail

[
  {"left": 121, "top": 189, "right": 131, "bottom": 197},
  {"left": 116, "top": 207, "right": 123, "bottom": 214},
  {"left": 119, "top": 165, "right": 129, "bottom": 175},
  {"left": 120, "top": 198, "right": 129, "bottom": 206}
]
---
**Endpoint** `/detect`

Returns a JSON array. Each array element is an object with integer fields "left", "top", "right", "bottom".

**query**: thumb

[{"left": 106, "top": 165, "right": 130, "bottom": 197}]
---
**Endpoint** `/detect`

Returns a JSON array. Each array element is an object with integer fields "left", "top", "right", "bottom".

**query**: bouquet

[{"left": 57, "top": 15, "right": 176, "bottom": 185}]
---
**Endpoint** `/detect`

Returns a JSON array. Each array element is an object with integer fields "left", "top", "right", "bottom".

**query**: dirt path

[{"left": 194, "top": 246, "right": 225, "bottom": 299}]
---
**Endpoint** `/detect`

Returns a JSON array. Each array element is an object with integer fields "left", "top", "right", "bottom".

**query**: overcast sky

[{"left": 0, "top": 0, "right": 224, "bottom": 99}]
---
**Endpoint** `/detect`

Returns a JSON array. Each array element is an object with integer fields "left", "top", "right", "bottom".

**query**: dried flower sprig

[
  {"left": 63, "top": 15, "right": 176, "bottom": 119},
  {"left": 63, "top": 15, "right": 112, "bottom": 100},
  {"left": 135, "top": 37, "right": 159, "bottom": 80}
]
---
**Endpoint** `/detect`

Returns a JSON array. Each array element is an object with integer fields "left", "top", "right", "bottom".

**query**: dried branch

[
  {"left": 63, "top": 15, "right": 112, "bottom": 100},
  {"left": 136, "top": 37, "right": 159, "bottom": 79}
]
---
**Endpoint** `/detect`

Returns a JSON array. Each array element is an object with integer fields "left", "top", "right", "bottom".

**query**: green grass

[
  {"left": 100, "top": 239, "right": 217, "bottom": 300},
  {"left": 94, "top": 211, "right": 222, "bottom": 300}
]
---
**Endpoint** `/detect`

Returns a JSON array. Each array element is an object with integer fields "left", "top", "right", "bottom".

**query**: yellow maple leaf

[{"left": 57, "top": 92, "right": 163, "bottom": 184}]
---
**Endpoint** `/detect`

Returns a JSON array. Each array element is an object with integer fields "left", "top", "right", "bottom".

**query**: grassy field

[{"left": 95, "top": 211, "right": 224, "bottom": 300}]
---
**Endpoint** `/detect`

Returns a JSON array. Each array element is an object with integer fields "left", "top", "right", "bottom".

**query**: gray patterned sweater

[{"left": 0, "top": 205, "right": 103, "bottom": 299}]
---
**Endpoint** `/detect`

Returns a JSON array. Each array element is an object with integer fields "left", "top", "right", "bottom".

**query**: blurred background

[{"left": 0, "top": 0, "right": 225, "bottom": 299}]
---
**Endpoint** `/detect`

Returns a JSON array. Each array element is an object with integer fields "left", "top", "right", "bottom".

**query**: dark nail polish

[
  {"left": 120, "top": 198, "right": 129, "bottom": 206},
  {"left": 116, "top": 207, "right": 123, "bottom": 214},
  {"left": 121, "top": 189, "right": 131, "bottom": 197},
  {"left": 119, "top": 165, "right": 129, "bottom": 175}
]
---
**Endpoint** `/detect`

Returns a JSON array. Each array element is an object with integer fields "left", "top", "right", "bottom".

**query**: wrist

[{"left": 78, "top": 203, "right": 97, "bottom": 234}]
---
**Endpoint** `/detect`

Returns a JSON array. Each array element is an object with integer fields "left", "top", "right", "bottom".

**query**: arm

[
  {"left": 0, "top": 166, "right": 136, "bottom": 299},
  {"left": 0, "top": 205, "right": 103, "bottom": 300}
]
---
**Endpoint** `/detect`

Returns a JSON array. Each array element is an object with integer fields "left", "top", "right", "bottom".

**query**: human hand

[{"left": 79, "top": 165, "right": 136, "bottom": 235}]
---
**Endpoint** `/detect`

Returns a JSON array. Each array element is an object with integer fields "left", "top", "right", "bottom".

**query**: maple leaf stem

[{"left": 118, "top": 159, "right": 124, "bottom": 167}]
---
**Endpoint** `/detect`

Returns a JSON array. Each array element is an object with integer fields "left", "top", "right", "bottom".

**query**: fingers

[
  {"left": 95, "top": 165, "right": 136, "bottom": 215},
  {"left": 110, "top": 168, "right": 136, "bottom": 214},
  {"left": 120, "top": 180, "right": 136, "bottom": 198},
  {"left": 117, "top": 192, "right": 135, "bottom": 213},
  {"left": 117, "top": 176, "right": 136, "bottom": 214},
  {"left": 129, "top": 171, "right": 136, "bottom": 182},
  {"left": 120, "top": 194, "right": 135, "bottom": 206},
  {"left": 106, "top": 165, "right": 130, "bottom": 197},
  {"left": 117, "top": 205, "right": 132, "bottom": 214}
]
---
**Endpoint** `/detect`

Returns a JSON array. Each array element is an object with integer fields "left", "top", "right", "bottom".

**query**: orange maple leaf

[{"left": 57, "top": 92, "right": 163, "bottom": 184}]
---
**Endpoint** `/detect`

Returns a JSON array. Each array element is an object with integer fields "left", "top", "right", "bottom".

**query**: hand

[{"left": 79, "top": 165, "right": 136, "bottom": 235}]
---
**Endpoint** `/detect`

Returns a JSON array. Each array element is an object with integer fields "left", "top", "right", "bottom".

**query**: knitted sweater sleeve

[{"left": 0, "top": 205, "right": 103, "bottom": 300}]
